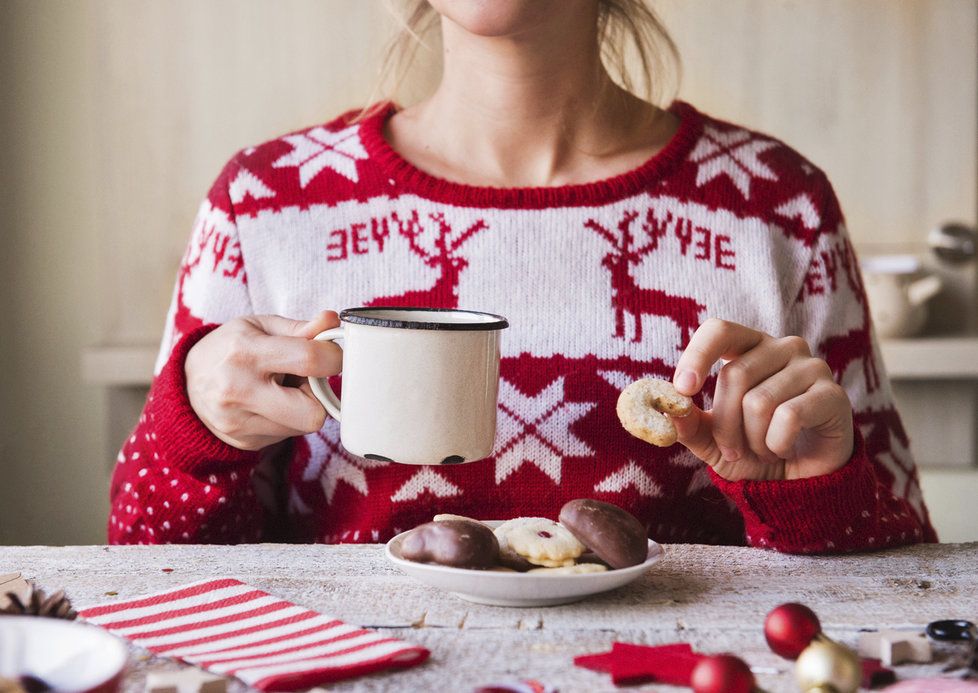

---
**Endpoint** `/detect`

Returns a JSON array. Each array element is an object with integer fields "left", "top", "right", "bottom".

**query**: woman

[{"left": 108, "top": 0, "right": 935, "bottom": 551}]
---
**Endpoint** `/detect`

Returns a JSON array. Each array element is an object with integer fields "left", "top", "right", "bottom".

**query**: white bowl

[
  {"left": 0, "top": 616, "right": 127, "bottom": 692},
  {"left": 385, "top": 521, "right": 665, "bottom": 607}
]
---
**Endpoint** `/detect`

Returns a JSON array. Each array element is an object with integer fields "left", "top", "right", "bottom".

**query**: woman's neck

[{"left": 387, "top": 11, "right": 676, "bottom": 188}]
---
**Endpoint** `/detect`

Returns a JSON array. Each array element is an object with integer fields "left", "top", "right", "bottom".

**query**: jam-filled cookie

[{"left": 493, "top": 517, "right": 585, "bottom": 567}]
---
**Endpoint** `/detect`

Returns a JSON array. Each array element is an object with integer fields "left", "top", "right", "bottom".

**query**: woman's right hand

[{"left": 185, "top": 310, "right": 342, "bottom": 451}]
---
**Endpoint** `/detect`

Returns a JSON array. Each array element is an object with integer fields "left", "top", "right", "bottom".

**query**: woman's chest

[{"left": 237, "top": 194, "right": 794, "bottom": 364}]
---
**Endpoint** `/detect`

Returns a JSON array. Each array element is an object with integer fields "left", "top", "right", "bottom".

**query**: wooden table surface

[{"left": 2, "top": 542, "right": 977, "bottom": 692}]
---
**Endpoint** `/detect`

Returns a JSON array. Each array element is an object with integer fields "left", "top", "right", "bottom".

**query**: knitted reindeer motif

[
  {"left": 586, "top": 209, "right": 705, "bottom": 347},
  {"left": 173, "top": 219, "right": 246, "bottom": 339},
  {"left": 817, "top": 238, "right": 880, "bottom": 392},
  {"left": 856, "top": 406, "right": 915, "bottom": 496},
  {"left": 172, "top": 222, "right": 214, "bottom": 338},
  {"left": 367, "top": 211, "right": 488, "bottom": 309}
]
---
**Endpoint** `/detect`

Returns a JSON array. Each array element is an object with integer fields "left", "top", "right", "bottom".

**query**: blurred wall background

[{"left": 1, "top": 0, "right": 975, "bottom": 544}]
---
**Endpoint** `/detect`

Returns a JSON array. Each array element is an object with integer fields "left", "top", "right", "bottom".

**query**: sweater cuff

[
  {"left": 709, "top": 427, "right": 877, "bottom": 553},
  {"left": 147, "top": 325, "right": 262, "bottom": 474}
]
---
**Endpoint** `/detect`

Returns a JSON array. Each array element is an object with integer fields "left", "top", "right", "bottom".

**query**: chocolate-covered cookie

[
  {"left": 558, "top": 499, "right": 648, "bottom": 569},
  {"left": 399, "top": 520, "right": 499, "bottom": 569}
]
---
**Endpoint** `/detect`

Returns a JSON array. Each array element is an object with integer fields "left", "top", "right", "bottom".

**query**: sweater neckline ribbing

[{"left": 358, "top": 101, "right": 704, "bottom": 209}]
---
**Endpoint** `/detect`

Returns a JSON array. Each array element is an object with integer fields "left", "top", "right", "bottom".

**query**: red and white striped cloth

[{"left": 78, "top": 578, "right": 429, "bottom": 691}]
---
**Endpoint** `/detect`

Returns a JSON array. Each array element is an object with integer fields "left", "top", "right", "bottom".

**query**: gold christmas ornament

[{"left": 795, "top": 639, "right": 861, "bottom": 693}]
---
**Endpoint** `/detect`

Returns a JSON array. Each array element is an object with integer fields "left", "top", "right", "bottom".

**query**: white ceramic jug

[{"left": 862, "top": 255, "right": 942, "bottom": 339}]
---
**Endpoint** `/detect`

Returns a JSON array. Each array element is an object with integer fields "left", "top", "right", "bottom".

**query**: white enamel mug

[{"left": 308, "top": 307, "right": 508, "bottom": 465}]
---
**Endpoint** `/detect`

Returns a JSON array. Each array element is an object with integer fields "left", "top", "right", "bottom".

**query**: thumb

[
  {"left": 297, "top": 310, "right": 341, "bottom": 339},
  {"left": 671, "top": 405, "right": 722, "bottom": 467}
]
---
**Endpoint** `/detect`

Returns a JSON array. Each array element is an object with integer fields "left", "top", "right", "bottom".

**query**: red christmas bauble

[
  {"left": 765, "top": 602, "right": 822, "bottom": 659},
  {"left": 690, "top": 654, "right": 755, "bottom": 693}
]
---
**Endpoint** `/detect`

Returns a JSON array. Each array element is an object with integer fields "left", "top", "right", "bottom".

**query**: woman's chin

[{"left": 428, "top": 0, "right": 586, "bottom": 39}]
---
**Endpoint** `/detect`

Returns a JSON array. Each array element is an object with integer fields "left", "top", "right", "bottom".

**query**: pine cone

[
  {"left": 0, "top": 676, "right": 51, "bottom": 693},
  {"left": 0, "top": 581, "right": 76, "bottom": 621}
]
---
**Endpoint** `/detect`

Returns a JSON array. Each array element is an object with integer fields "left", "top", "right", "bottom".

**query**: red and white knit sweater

[{"left": 108, "top": 102, "right": 936, "bottom": 552}]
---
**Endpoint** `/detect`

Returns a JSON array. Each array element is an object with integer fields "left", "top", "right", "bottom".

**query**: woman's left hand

[{"left": 671, "top": 318, "right": 854, "bottom": 481}]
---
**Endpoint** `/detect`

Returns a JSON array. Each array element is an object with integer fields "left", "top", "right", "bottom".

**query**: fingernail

[
  {"left": 675, "top": 370, "right": 697, "bottom": 394},
  {"left": 719, "top": 446, "right": 741, "bottom": 462}
]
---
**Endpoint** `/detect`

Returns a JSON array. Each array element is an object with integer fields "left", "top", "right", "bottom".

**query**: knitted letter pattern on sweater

[{"left": 108, "top": 103, "right": 936, "bottom": 551}]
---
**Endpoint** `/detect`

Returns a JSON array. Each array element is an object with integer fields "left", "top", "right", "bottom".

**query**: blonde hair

[{"left": 373, "top": 0, "right": 681, "bottom": 108}]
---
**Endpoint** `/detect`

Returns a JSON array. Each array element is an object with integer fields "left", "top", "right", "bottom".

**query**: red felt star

[{"left": 574, "top": 642, "right": 705, "bottom": 686}]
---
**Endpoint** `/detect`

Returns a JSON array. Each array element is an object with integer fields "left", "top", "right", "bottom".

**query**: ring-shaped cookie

[{"left": 616, "top": 378, "right": 693, "bottom": 447}]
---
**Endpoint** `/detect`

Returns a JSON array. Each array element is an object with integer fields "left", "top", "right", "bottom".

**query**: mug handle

[{"left": 308, "top": 327, "right": 344, "bottom": 421}]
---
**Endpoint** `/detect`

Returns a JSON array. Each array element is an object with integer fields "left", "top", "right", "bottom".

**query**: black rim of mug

[{"left": 339, "top": 307, "right": 509, "bottom": 331}]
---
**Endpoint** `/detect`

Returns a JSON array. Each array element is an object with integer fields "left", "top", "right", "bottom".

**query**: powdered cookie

[
  {"left": 616, "top": 378, "right": 693, "bottom": 447},
  {"left": 433, "top": 513, "right": 486, "bottom": 526},
  {"left": 526, "top": 563, "right": 608, "bottom": 575},
  {"left": 526, "top": 556, "right": 578, "bottom": 568},
  {"left": 493, "top": 517, "right": 585, "bottom": 567}
]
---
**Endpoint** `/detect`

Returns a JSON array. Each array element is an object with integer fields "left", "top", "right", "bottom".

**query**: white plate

[
  {"left": 385, "top": 520, "right": 664, "bottom": 607},
  {"left": 0, "top": 616, "right": 127, "bottom": 692}
]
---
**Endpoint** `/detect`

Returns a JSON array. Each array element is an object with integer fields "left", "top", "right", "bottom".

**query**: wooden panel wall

[
  {"left": 659, "top": 0, "right": 977, "bottom": 249},
  {"left": 89, "top": 0, "right": 438, "bottom": 345}
]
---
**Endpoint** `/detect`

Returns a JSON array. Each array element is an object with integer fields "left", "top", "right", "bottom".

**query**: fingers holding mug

[
  {"left": 307, "top": 326, "right": 346, "bottom": 421},
  {"left": 256, "top": 334, "right": 343, "bottom": 380}
]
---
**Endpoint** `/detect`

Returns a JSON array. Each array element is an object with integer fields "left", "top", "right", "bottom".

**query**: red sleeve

[
  {"left": 108, "top": 154, "right": 269, "bottom": 544},
  {"left": 108, "top": 326, "right": 264, "bottom": 544},
  {"left": 708, "top": 174, "right": 936, "bottom": 553},
  {"left": 710, "top": 426, "right": 937, "bottom": 553}
]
